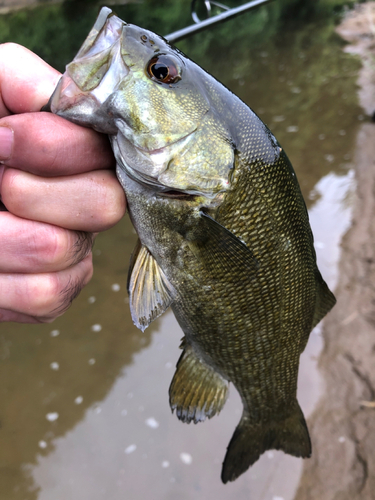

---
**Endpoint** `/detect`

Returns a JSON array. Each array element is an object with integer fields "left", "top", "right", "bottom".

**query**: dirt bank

[{"left": 295, "top": 3, "right": 375, "bottom": 499}]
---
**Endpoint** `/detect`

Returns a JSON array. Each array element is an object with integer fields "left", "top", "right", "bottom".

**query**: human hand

[{"left": 0, "top": 43, "right": 126, "bottom": 323}]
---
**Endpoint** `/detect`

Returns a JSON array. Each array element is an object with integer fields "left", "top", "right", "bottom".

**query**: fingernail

[{"left": 0, "top": 126, "right": 13, "bottom": 161}]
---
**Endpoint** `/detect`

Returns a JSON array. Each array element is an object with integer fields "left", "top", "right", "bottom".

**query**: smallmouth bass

[{"left": 46, "top": 7, "right": 336, "bottom": 483}]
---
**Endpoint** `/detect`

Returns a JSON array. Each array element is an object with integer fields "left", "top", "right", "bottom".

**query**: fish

[{"left": 46, "top": 7, "right": 336, "bottom": 483}]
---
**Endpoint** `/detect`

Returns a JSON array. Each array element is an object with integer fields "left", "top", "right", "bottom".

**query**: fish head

[{"left": 49, "top": 7, "right": 234, "bottom": 197}]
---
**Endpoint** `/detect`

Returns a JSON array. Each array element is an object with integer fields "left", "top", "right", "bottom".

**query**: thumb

[{"left": 0, "top": 43, "right": 61, "bottom": 115}]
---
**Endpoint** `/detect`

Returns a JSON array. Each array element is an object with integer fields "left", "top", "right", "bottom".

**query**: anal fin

[
  {"left": 169, "top": 344, "right": 228, "bottom": 424},
  {"left": 127, "top": 241, "right": 176, "bottom": 332}
]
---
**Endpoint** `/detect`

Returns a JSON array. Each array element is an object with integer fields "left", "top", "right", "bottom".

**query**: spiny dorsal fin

[
  {"left": 169, "top": 344, "right": 229, "bottom": 424},
  {"left": 127, "top": 242, "right": 176, "bottom": 332}
]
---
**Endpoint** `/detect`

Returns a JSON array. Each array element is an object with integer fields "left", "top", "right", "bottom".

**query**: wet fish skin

[{"left": 47, "top": 7, "right": 336, "bottom": 483}]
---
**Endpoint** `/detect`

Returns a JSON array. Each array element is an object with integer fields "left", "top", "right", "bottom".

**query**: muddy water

[{"left": 0, "top": 7, "right": 362, "bottom": 500}]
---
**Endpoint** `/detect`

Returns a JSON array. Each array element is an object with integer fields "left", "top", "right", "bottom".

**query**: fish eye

[{"left": 147, "top": 55, "right": 181, "bottom": 84}]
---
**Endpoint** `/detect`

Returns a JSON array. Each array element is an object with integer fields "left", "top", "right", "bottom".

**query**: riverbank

[{"left": 295, "top": 3, "right": 375, "bottom": 499}]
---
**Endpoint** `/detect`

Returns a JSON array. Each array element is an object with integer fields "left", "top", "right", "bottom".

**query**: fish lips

[
  {"left": 45, "top": 74, "right": 120, "bottom": 135},
  {"left": 45, "top": 7, "right": 129, "bottom": 134}
]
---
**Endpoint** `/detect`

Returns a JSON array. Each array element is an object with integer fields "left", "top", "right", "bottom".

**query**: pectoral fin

[
  {"left": 127, "top": 241, "right": 176, "bottom": 331},
  {"left": 189, "top": 210, "right": 259, "bottom": 278}
]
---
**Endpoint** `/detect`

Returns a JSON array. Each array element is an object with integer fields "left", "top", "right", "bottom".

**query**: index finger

[
  {"left": 0, "top": 43, "right": 115, "bottom": 176},
  {"left": 0, "top": 112, "right": 114, "bottom": 176}
]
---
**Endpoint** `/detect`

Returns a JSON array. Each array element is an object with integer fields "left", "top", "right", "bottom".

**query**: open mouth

[{"left": 47, "top": 10, "right": 129, "bottom": 127}]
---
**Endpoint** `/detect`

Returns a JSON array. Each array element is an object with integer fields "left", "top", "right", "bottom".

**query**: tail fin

[{"left": 221, "top": 401, "right": 311, "bottom": 483}]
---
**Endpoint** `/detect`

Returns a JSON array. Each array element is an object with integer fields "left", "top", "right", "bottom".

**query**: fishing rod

[{"left": 166, "top": 0, "right": 273, "bottom": 42}]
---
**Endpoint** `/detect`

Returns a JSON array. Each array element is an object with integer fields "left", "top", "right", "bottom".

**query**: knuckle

[
  {"left": 33, "top": 227, "right": 71, "bottom": 269},
  {"left": 1, "top": 168, "right": 25, "bottom": 208},
  {"left": 105, "top": 196, "right": 127, "bottom": 227},
  {"left": 0, "top": 255, "right": 93, "bottom": 321},
  {"left": 15, "top": 223, "right": 71, "bottom": 272},
  {"left": 36, "top": 257, "right": 93, "bottom": 318},
  {"left": 22, "top": 225, "right": 90, "bottom": 272},
  {"left": 96, "top": 177, "right": 126, "bottom": 229},
  {"left": 24, "top": 274, "right": 61, "bottom": 317}
]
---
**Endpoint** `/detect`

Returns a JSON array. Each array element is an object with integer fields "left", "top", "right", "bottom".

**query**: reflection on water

[
  {"left": 298, "top": 169, "right": 355, "bottom": 424},
  {"left": 309, "top": 170, "right": 355, "bottom": 290},
  {"left": 0, "top": 3, "right": 362, "bottom": 500},
  {"left": 31, "top": 312, "right": 302, "bottom": 500}
]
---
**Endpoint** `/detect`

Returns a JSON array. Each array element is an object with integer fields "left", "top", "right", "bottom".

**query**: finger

[
  {"left": 0, "top": 309, "right": 48, "bottom": 324},
  {"left": 2, "top": 167, "right": 126, "bottom": 231},
  {"left": 0, "top": 113, "right": 114, "bottom": 176},
  {"left": 0, "top": 43, "right": 61, "bottom": 115},
  {"left": 0, "top": 254, "right": 93, "bottom": 322},
  {"left": 0, "top": 212, "right": 94, "bottom": 273}
]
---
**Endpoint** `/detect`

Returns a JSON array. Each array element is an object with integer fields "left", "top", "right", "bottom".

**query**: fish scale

[{"left": 47, "top": 7, "right": 336, "bottom": 483}]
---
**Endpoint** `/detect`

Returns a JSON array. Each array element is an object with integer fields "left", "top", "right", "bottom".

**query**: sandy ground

[{"left": 295, "top": 3, "right": 375, "bottom": 499}]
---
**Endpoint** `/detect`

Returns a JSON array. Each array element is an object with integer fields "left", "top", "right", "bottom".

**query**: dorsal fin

[{"left": 127, "top": 242, "right": 176, "bottom": 331}]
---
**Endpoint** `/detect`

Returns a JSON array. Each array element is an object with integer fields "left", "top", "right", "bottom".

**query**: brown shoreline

[{"left": 295, "top": 3, "right": 375, "bottom": 499}]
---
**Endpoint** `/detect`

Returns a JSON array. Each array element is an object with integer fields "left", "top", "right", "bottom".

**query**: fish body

[{"left": 48, "top": 7, "right": 336, "bottom": 483}]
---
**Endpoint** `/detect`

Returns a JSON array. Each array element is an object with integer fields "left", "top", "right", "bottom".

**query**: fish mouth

[
  {"left": 44, "top": 7, "right": 119, "bottom": 113},
  {"left": 47, "top": 74, "right": 112, "bottom": 131},
  {"left": 48, "top": 75, "right": 97, "bottom": 111},
  {"left": 46, "top": 9, "right": 129, "bottom": 134}
]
